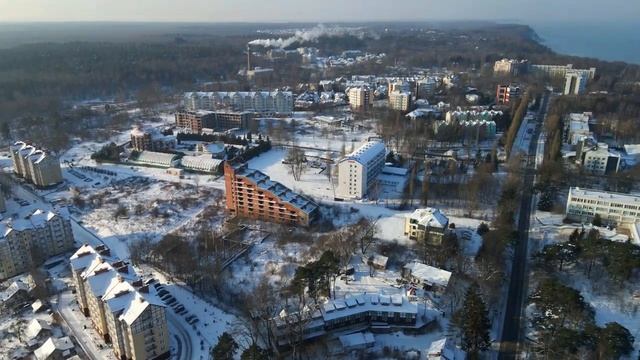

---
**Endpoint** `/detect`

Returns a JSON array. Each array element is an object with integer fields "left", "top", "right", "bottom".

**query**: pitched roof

[
  {"left": 408, "top": 208, "right": 449, "bottom": 229},
  {"left": 403, "top": 262, "right": 452, "bottom": 287},
  {"left": 25, "top": 319, "right": 52, "bottom": 340},
  {"left": 34, "top": 337, "right": 74, "bottom": 360}
]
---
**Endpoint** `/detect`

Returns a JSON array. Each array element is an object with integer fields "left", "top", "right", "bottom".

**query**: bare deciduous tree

[{"left": 285, "top": 147, "right": 307, "bottom": 181}]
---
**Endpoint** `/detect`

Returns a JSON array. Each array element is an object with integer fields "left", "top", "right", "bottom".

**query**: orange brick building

[{"left": 224, "top": 162, "right": 319, "bottom": 226}]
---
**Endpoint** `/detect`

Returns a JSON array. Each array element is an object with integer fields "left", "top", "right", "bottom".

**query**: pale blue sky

[{"left": 0, "top": 0, "right": 638, "bottom": 22}]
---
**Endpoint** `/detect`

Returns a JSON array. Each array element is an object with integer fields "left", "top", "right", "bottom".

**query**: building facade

[
  {"left": 566, "top": 187, "right": 640, "bottom": 226},
  {"left": 130, "top": 128, "right": 176, "bottom": 153},
  {"left": 347, "top": 87, "right": 372, "bottom": 109},
  {"left": 183, "top": 91, "right": 294, "bottom": 116},
  {"left": 224, "top": 162, "right": 319, "bottom": 226},
  {"left": 9, "top": 142, "right": 63, "bottom": 187},
  {"left": 336, "top": 141, "right": 386, "bottom": 200},
  {"left": 0, "top": 208, "right": 74, "bottom": 280},
  {"left": 404, "top": 208, "right": 449, "bottom": 246},
  {"left": 493, "top": 59, "right": 529, "bottom": 76},
  {"left": 496, "top": 84, "right": 521, "bottom": 105},
  {"left": 69, "top": 245, "right": 170, "bottom": 360},
  {"left": 175, "top": 111, "right": 216, "bottom": 134},
  {"left": 578, "top": 142, "right": 620, "bottom": 175},
  {"left": 388, "top": 91, "right": 412, "bottom": 111}
]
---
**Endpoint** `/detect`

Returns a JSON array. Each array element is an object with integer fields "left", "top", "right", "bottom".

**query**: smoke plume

[{"left": 249, "top": 24, "right": 373, "bottom": 48}]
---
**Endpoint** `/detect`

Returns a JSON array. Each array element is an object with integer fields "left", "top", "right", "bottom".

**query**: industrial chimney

[{"left": 246, "top": 44, "right": 252, "bottom": 71}]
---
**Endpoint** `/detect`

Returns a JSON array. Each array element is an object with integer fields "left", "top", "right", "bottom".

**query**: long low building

[
  {"left": 179, "top": 156, "right": 223, "bottom": 173},
  {"left": 183, "top": 91, "right": 294, "bottom": 116},
  {"left": 224, "top": 162, "right": 319, "bottom": 226},
  {"left": 566, "top": 187, "right": 640, "bottom": 226}
]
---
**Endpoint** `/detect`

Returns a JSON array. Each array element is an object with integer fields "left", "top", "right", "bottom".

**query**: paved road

[{"left": 498, "top": 92, "right": 550, "bottom": 359}]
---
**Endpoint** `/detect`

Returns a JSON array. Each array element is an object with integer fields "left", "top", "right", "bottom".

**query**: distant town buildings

[
  {"left": 404, "top": 208, "right": 449, "bottom": 246},
  {"left": 347, "top": 86, "right": 372, "bottom": 109},
  {"left": 0, "top": 208, "right": 74, "bottom": 280},
  {"left": 496, "top": 84, "right": 521, "bottom": 105},
  {"left": 183, "top": 91, "right": 294, "bottom": 116},
  {"left": 493, "top": 58, "right": 529, "bottom": 76},
  {"left": 130, "top": 127, "right": 176, "bottom": 152},
  {"left": 69, "top": 245, "right": 170, "bottom": 360},
  {"left": 224, "top": 162, "right": 319, "bottom": 226},
  {"left": 566, "top": 187, "right": 640, "bottom": 227},
  {"left": 10, "top": 141, "right": 63, "bottom": 188},
  {"left": 336, "top": 141, "right": 386, "bottom": 200}
]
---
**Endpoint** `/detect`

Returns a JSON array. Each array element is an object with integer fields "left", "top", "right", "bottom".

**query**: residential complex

[
  {"left": 347, "top": 86, "right": 372, "bottom": 109},
  {"left": 388, "top": 90, "right": 412, "bottom": 111},
  {"left": 0, "top": 208, "right": 75, "bottom": 280},
  {"left": 10, "top": 141, "right": 63, "bottom": 187},
  {"left": 336, "top": 141, "right": 386, "bottom": 200},
  {"left": 224, "top": 162, "right": 319, "bottom": 226},
  {"left": 273, "top": 293, "right": 419, "bottom": 350},
  {"left": 564, "top": 70, "right": 589, "bottom": 95},
  {"left": 130, "top": 127, "right": 176, "bottom": 152},
  {"left": 531, "top": 64, "right": 596, "bottom": 80},
  {"left": 576, "top": 141, "right": 620, "bottom": 175},
  {"left": 565, "top": 187, "right": 640, "bottom": 226},
  {"left": 183, "top": 91, "right": 294, "bottom": 116},
  {"left": 493, "top": 58, "right": 528, "bottom": 76},
  {"left": 69, "top": 245, "right": 170, "bottom": 360},
  {"left": 404, "top": 208, "right": 449, "bottom": 245}
]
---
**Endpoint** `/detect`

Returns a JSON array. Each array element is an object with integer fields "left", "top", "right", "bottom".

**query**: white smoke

[{"left": 249, "top": 24, "right": 374, "bottom": 48}]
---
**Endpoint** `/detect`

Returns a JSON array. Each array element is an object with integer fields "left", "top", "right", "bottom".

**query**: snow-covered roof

[
  {"left": 382, "top": 165, "right": 408, "bottom": 176},
  {"left": 624, "top": 144, "right": 640, "bottom": 156},
  {"left": 0, "top": 280, "right": 30, "bottom": 301},
  {"left": 321, "top": 293, "right": 418, "bottom": 322},
  {"left": 70, "top": 244, "right": 99, "bottom": 272},
  {"left": 180, "top": 155, "right": 223, "bottom": 173},
  {"left": 368, "top": 254, "right": 388, "bottom": 268},
  {"left": 130, "top": 127, "right": 146, "bottom": 137},
  {"left": 0, "top": 208, "right": 70, "bottom": 239},
  {"left": 342, "top": 141, "right": 385, "bottom": 166},
  {"left": 25, "top": 319, "right": 52, "bottom": 340},
  {"left": 339, "top": 332, "right": 375, "bottom": 349},
  {"left": 31, "top": 299, "right": 45, "bottom": 312},
  {"left": 568, "top": 187, "right": 640, "bottom": 206},
  {"left": 133, "top": 151, "right": 178, "bottom": 167},
  {"left": 403, "top": 262, "right": 452, "bottom": 288},
  {"left": 34, "top": 337, "right": 74, "bottom": 360},
  {"left": 233, "top": 163, "right": 319, "bottom": 216},
  {"left": 407, "top": 208, "right": 449, "bottom": 229}
]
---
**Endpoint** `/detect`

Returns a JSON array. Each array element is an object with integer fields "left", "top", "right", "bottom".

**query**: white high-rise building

[
  {"left": 564, "top": 70, "right": 589, "bottom": 95},
  {"left": 389, "top": 91, "right": 412, "bottom": 111},
  {"left": 336, "top": 141, "right": 386, "bottom": 199},
  {"left": 347, "top": 87, "right": 372, "bottom": 109},
  {"left": 566, "top": 187, "right": 640, "bottom": 225}
]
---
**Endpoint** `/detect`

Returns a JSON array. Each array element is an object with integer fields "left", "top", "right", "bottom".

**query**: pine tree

[
  {"left": 241, "top": 343, "right": 270, "bottom": 360},
  {"left": 458, "top": 285, "right": 491, "bottom": 358},
  {"left": 592, "top": 214, "right": 602, "bottom": 227},
  {"left": 211, "top": 332, "right": 238, "bottom": 360},
  {"left": 596, "top": 322, "right": 634, "bottom": 359}
]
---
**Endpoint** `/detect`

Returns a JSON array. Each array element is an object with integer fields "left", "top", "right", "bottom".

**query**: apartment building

[
  {"left": 347, "top": 86, "right": 372, "bottom": 109},
  {"left": 404, "top": 208, "right": 449, "bottom": 246},
  {"left": 9, "top": 141, "right": 63, "bottom": 188},
  {"left": 175, "top": 110, "right": 216, "bottom": 134},
  {"left": 210, "top": 111, "right": 253, "bottom": 131},
  {"left": 531, "top": 64, "right": 596, "bottom": 79},
  {"left": 130, "top": 127, "right": 176, "bottom": 152},
  {"left": 496, "top": 84, "right": 521, "bottom": 104},
  {"left": 388, "top": 91, "right": 412, "bottom": 111},
  {"left": 564, "top": 70, "right": 589, "bottom": 95},
  {"left": 336, "top": 141, "right": 386, "bottom": 200},
  {"left": 566, "top": 112, "right": 594, "bottom": 145},
  {"left": 493, "top": 59, "right": 529, "bottom": 76},
  {"left": 183, "top": 91, "right": 294, "bottom": 116},
  {"left": 566, "top": 187, "right": 640, "bottom": 225},
  {"left": 224, "top": 162, "right": 319, "bottom": 226},
  {"left": 577, "top": 141, "right": 620, "bottom": 175},
  {"left": 69, "top": 245, "right": 170, "bottom": 360},
  {"left": 0, "top": 208, "right": 74, "bottom": 280}
]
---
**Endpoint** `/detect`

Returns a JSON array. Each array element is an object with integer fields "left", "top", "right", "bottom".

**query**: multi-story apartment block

[
  {"left": 388, "top": 91, "right": 412, "bottom": 111},
  {"left": 183, "top": 91, "right": 294, "bottom": 116},
  {"left": 531, "top": 64, "right": 596, "bottom": 79},
  {"left": 347, "top": 86, "right": 372, "bottom": 109},
  {"left": 404, "top": 208, "right": 449, "bottom": 246},
  {"left": 493, "top": 59, "right": 529, "bottom": 76},
  {"left": 566, "top": 112, "right": 594, "bottom": 145},
  {"left": 175, "top": 110, "right": 253, "bottom": 133},
  {"left": 130, "top": 127, "right": 176, "bottom": 153},
  {"left": 564, "top": 70, "right": 589, "bottom": 95},
  {"left": 9, "top": 141, "right": 63, "bottom": 188},
  {"left": 496, "top": 84, "right": 521, "bottom": 104},
  {"left": 336, "top": 141, "right": 386, "bottom": 200},
  {"left": 224, "top": 162, "right": 319, "bottom": 226},
  {"left": 0, "top": 208, "right": 74, "bottom": 280},
  {"left": 566, "top": 187, "right": 640, "bottom": 226},
  {"left": 69, "top": 245, "right": 170, "bottom": 360},
  {"left": 577, "top": 142, "right": 620, "bottom": 175}
]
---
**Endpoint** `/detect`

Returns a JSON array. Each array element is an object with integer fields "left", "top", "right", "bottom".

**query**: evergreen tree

[
  {"left": 596, "top": 322, "right": 634, "bottom": 360},
  {"left": 240, "top": 343, "right": 270, "bottom": 360},
  {"left": 458, "top": 285, "right": 491, "bottom": 359},
  {"left": 537, "top": 188, "right": 554, "bottom": 211},
  {"left": 592, "top": 214, "right": 603, "bottom": 227},
  {"left": 211, "top": 332, "right": 238, "bottom": 360}
]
